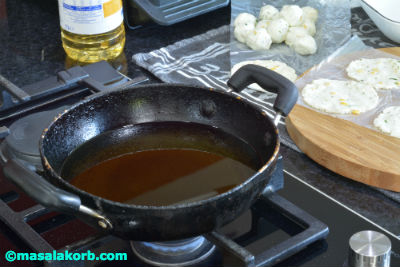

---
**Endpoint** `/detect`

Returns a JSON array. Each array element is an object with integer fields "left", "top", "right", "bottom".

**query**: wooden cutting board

[{"left": 285, "top": 47, "right": 400, "bottom": 192}]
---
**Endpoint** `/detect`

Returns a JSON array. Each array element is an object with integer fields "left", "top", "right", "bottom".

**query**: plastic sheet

[
  {"left": 295, "top": 35, "right": 400, "bottom": 135},
  {"left": 230, "top": 0, "right": 351, "bottom": 74}
]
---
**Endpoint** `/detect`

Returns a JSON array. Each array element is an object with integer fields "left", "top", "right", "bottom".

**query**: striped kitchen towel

[{"left": 132, "top": 26, "right": 230, "bottom": 90}]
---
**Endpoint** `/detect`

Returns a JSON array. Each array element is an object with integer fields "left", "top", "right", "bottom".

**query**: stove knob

[{"left": 348, "top": 230, "right": 391, "bottom": 267}]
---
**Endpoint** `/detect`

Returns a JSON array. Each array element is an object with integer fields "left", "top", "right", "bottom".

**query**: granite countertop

[{"left": 0, "top": 1, "right": 400, "bottom": 236}]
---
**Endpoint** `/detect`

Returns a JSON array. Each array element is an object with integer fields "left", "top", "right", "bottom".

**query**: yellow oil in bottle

[
  {"left": 61, "top": 23, "right": 125, "bottom": 63},
  {"left": 58, "top": 0, "right": 125, "bottom": 63}
]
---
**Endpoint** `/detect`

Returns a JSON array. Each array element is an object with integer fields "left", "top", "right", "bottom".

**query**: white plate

[{"left": 361, "top": 0, "right": 400, "bottom": 43}]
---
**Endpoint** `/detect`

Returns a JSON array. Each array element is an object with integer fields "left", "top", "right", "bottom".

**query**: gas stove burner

[
  {"left": 130, "top": 236, "right": 215, "bottom": 267},
  {"left": 0, "top": 106, "right": 69, "bottom": 170}
]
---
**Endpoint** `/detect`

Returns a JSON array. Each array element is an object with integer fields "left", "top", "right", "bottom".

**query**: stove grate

[{"left": 206, "top": 193, "right": 329, "bottom": 266}]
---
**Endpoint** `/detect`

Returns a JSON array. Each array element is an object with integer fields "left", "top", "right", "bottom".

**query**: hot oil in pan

[
  {"left": 68, "top": 149, "right": 256, "bottom": 205},
  {"left": 61, "top": 122, "right": 261, "bottom": 206}
]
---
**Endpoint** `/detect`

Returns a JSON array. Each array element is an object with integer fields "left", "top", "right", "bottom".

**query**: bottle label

[{"left": 58, "top": 0, "right": 123, "bottom": 35}]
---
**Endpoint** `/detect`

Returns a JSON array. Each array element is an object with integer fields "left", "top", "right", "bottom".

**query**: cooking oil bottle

[{"left": 57, "top": 0, "right": 125, "bottom": 63}]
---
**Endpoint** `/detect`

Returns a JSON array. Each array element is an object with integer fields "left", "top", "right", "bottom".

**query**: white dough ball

[
  {"left": 267, "top": 18, "right": 289, "bottom": 43},
  {"left": 234, "top": 23, "right": 255, "bottom": 43},
  {"left": 259, "top": 5, "right": 279, "bottom": 20},
  {"left": 256, "top": 20, "right": 272, "bottom": 31},
  {"left": 285, "top": 27, "right": 308, "bottom": 47},
  {"left": 302, "top": 6, "right": 318, "bottom": 23},
  {"left": 301, "top": 19, "right": 316, "bottom": 36},
  {"left": 280, "top": 5, "right": 304, "bottom": 26},
  {"left": 293, "top": 35, "right": 317, "bottom": 55},
  {"left": 245, "top": 28, "right": 272, "bottom": 50},
  {"left": 234, "top": 13, "right": 256, "bottom": 27}
]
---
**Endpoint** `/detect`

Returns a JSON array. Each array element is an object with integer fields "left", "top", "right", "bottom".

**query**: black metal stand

[{"left": 0, "top": 61, "right": 147, "bottom": 123}]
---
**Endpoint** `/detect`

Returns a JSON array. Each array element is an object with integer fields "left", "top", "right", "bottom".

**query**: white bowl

[{"left": 360, "top": 0, "right": 400, "bottom": 44}]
